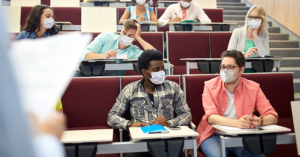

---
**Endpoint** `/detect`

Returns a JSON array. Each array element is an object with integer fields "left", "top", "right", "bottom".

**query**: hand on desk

[
  {"left": 104, "top": 50, "right": 118, "bottom": 58},
  {"left": 152, "top": 116, "right": 169, "bottom": 126},
  {"left": 137, "top": 16, "right": 146, "bottom": 21},
  {"left": 130, "top": 122, "right": 149, "bottom": 127},
  {"left": 235, "top": 115, "right": 253, "bottom": 129},
  {"left": 250, "top": 115, "right": 261, "bottom": 128},
  {"left": 244, "top": 47, "right": 258, "bottom": 58},
  {"left": 169, "top": 17, "right": 182, "bottom": 22}
]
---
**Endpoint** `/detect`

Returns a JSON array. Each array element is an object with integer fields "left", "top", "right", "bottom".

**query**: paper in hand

[
  {"left": 8, "top": 33, "right": 92, "bottom": 121},
  {"left": 109, "top": 49, "right": 128, "bottom": 59}
]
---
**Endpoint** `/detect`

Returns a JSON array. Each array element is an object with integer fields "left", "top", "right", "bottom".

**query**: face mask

[
  {"left": 248, "top": 19, "right": 261, "bottom": 29},
  {"left": 136, "top": 0, "right": 146, "bottom": 5},
  {"left": 120, "top": 34, "right": 134, "bottom": 47},
  {"left": 42, "top": 18, "right": 54, "bottom": 29},
  {"left": 147, "top": 70, "right": 166, "bottom": 85},
  {"left": 181, "top": 0, "right": 190, "bottom": 8},
  {"left": 220, "top": 69, "right": 237, "bottom": 83}
]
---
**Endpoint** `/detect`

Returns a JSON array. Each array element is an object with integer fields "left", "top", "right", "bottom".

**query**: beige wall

[{"left": 248, "top": 0, "right": 300, "bottom": 36}]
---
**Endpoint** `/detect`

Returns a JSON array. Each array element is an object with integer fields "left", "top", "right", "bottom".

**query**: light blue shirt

[
  {"left": 127, "top": 6, "right": 153, "bottom": 21},
  {"left": 82, "top": 32, "right": 144, "bottom": 76}
]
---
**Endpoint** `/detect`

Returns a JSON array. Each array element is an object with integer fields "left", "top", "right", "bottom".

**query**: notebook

[
  {"left": 212, "top": 124, "right": 291, "bottom": 135},
  {"left": 141, "top": 125, "right": 169, "bottom": 134}
]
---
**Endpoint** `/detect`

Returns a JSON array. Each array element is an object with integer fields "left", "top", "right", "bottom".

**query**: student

[
  {"left": 158, "top": 0, "right": 211, "bottom": 27},
  {"left": 196, "top": 50, "right": 278, "bottom": 157},
  {"left": 16, "top": 5, "right": 59, "bottom": 40},
  {"left": 227, "top": 5, "right": 269, "bottom": 72},
  {"left": 78, "top": 19, "right": 155, "bottom": 76},
  {"left": 119, "top": 0, "right": 158, "bottom": 25},
  {"left": 107, "top": 50, "right": 192, "bottom": 157}
]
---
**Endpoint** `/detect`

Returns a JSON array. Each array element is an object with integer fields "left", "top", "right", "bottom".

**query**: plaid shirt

[{"left": 107, "top": 79, "right": 192, "bottom": 130}]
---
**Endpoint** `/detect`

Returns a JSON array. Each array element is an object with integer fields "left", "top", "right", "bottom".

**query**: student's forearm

[
  {"left": 208, "top": 114, "right": 239, "bottom": 127},
  {"left": 84, "top": 52, "right": 105, "bottom": 59},
  {"left": 261, "top": 114, "right": 278, "bottom": 126},
  {"left": 119, "top": 19, "right": 127, "bottom": 25},
  {"left": 136, "top": 37, "right": 155, "bottom": 50}
]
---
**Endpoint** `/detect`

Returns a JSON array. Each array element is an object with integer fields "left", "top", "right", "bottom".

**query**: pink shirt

[{"left": 195, "top": 76, "right": 278, "bottom": 148}]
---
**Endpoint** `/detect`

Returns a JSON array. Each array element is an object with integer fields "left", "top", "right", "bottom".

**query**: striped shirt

[{"left": 107, "top": 79, "right": 192, "bottom": 130}]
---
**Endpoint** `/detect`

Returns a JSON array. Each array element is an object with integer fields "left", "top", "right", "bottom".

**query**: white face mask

[
  {"left": 181, "top": 0, "right": 190, "bottom": 8},
  {"left": 136, "top": 0, "right": 146, "bottom": 5},
  {"left": 248, "top": 19, "right": 262, "bottom": 29},
  {"left": 42, "top": 18, "right": 54, "bottom": 29},
  {"left": 120, "top": 33, "right": 134, "bottom": 47},
  {"left": 147, "top": 70, "right": 166, "bottom": 85},
  {"left": 220, "top": 69, "right": 237, "bottom": 83}
]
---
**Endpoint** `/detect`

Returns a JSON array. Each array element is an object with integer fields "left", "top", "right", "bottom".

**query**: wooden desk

[
  {"left": 180, "top": 58, "right": 283, "bottom": 74},
  {"left": 51, "top": 0, "right": 80, "bottom": 7},
  {"left": 129, "top": 126, "right": 199, "bottom": 157},
  {"left": 291, "top": 101, "right": 300, "bottom": 156},
  {"left": 166, "top": 22, "right": 238, "bottom": 31},
  {"left": 129, "top": 126, "right": 198, "bottom": 141},
  {"left": 11, "top": 0, "right": 40, "bottom": 6},
  {"left": 117, "top": 21, "right": 158, "bottom": 32},
  {"left": 61, "top": 129, "right": 113, "bottom": 143},
  {"left": 81, "top": 7, "right": 117, "bottom": 32}
]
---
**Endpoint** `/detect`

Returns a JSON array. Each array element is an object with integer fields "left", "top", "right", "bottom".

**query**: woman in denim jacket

[{"left": 16, "top": 5, "right": 60, "bottom": 40}]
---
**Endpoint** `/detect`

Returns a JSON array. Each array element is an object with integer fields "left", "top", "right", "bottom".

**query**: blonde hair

[{"left": 245, "top": 5, "right": 268, "bottom": 34}]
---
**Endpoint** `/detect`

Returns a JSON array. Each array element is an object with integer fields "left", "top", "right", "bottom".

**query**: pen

[
  {"left": 175, "top": 13, "right": 177, "bottom": 16},
  {"left": 252, "top": 109, "right": 257, "bottom": 116}
]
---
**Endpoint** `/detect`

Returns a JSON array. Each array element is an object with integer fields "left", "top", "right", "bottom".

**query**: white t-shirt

[{"left": 223, "top": 89, "right": 238, "bottom": 119}]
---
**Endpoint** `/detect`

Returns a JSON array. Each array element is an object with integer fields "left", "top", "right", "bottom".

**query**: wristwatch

[{"left": 259, "top": 116, "right": 264, "bottom": 126}]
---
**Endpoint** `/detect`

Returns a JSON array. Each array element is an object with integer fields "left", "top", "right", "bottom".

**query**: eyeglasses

[
  {"left": 219, "top": 65, "right": 239, "bottom": 71},
  {"left": 248, "top": 16, "right": 262, "bottom": 20}
]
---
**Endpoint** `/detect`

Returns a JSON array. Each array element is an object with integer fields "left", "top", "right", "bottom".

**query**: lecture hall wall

[{"left": 247, "top": 0, "right": 300, "bottom": 37}]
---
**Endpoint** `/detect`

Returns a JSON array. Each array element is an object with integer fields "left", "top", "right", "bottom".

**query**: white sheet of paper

[
  {"left": 109, "top": 53, "right": 128, "bottom": 59},
  {"left": 214, "top": 125, "right": 258, "bottom": 131},
  {"left": 259, "top": 125, "right": 288, "bottom": 130},
  {"left": 9, "top": 33, "right": 92, "bottom": 121}
]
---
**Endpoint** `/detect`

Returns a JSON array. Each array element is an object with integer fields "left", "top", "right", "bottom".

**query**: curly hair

[
  {"left": 221, "top": 50, "right": 245, "bottom": 67},
  {"left": 23, "top": 5, "right": 60, "bottom": 35},
  {"left": 138, "top": 50, "right": 163, "bottom": 74}
]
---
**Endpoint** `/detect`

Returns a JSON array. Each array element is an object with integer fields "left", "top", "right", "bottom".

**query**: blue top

[
  {"left": 15, "top": 30, "right": 57, "bottom": 40},
  {"left": 82, "top": 32, "right": 144, "bottom": 76},
  {"left": 127, "top": 6, "right": 153, "bottom": 21}
]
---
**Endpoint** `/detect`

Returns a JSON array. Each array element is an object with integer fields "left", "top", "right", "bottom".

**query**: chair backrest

[
  {"left": 21, "top": 7, "right": 81, "bottom": 28},
  {"left": 210, "top": 32, "right": 232, "bottom": 58},
  {"left": 61, "top": 77, "right": 120, "bottom": 128},
  {"left": 202, "top": 9, "right": 223, "bottom": 23},
  {"left": 132, "top": 32, "right": 164, "bottom": 53},
  {"left": 183, "top": 73, "right": 295, "bottom": 128},
  {"left": 117, "top": 8, "right": 126, "bottom": 24},
  {"left": 242, "top": 73, "right": 294, "bottom": 118},
  {"left": 167, "top": 32, "right": 210, "bottom": 66}
]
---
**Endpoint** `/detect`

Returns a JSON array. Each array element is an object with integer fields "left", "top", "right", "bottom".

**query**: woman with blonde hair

[{"left": 228, "top": 5, "right": 269, "bottom": 57}]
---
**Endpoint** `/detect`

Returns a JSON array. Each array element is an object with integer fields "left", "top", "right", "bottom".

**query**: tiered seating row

[{"left": 62, "top": 73, "right": 297, "bottom": 157}]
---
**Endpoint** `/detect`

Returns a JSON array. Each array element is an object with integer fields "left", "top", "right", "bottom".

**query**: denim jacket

[
  {"left": 15, "top": 30, "right": 56, "bottom": 40},
  {"left": 107, "top": 79, "right": 192, "bottom": 130}
]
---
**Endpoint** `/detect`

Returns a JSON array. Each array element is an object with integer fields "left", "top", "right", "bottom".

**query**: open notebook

[{"left": 212, "top": 125, "right": 291, "bottom": 135}]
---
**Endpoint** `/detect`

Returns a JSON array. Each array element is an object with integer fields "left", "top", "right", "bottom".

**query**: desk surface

[
  {"left": 55, "top": 21, "right": 73, "bottom": 25},
  {"left": 61, "top": 129, "right": 113, "bottom": 143},
  {"left": 167, "top": 22, "right": 238, "bottom": 26},
  {"left": 180, "top": 58, "right": 284, "bottom": 61},
  {"left": 156, "top": 1, "right": 178, "bottom": 5},
  {"left": 138, "top": 21, "right": 158, "bottom": 25},
  {"left": 83, "top": 59, "right": 168, "bottom": 61},
  {"left": 129, "top": 126, "right": 199, "bottom": 140}
]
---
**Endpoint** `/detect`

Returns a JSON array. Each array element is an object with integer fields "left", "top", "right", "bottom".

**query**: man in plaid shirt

[{"left": 107, "top": 50, "right": 192, "bottom": 131}]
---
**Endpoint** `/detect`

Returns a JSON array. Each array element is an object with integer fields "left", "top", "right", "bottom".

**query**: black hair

[
  {"left": 138, "top": 50, "right": 163, "bottom": 74},
  {"left": 23, "top": 4, "right": 60, "bottom": 35}
]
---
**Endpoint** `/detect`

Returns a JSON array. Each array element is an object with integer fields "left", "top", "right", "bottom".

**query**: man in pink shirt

[{"left": 196, "top": 50, "right": 278, "bottom": 157}]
